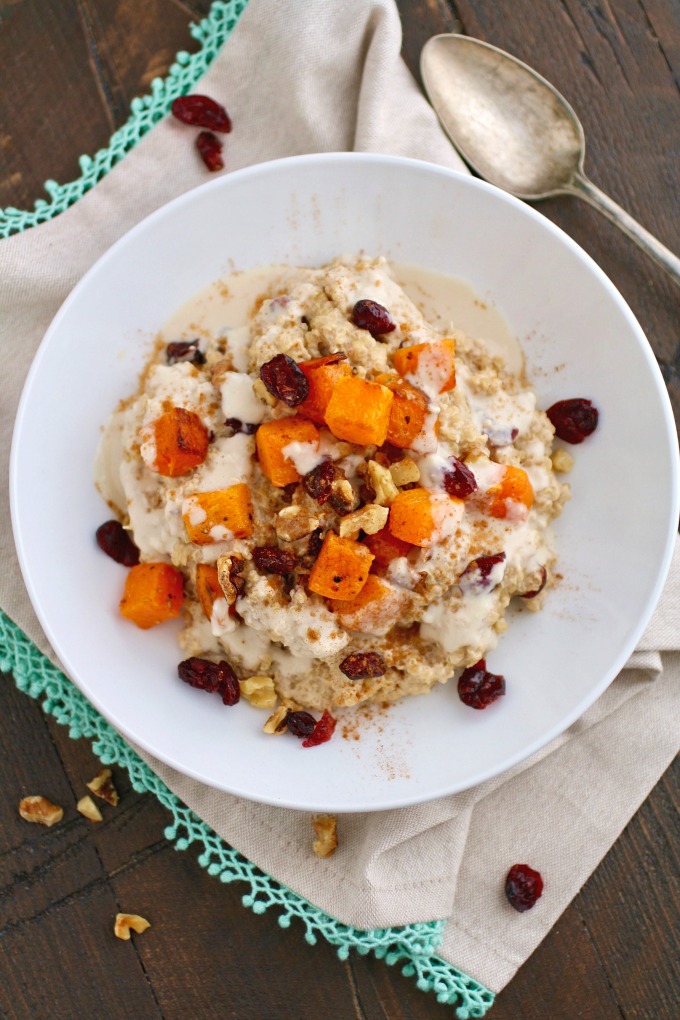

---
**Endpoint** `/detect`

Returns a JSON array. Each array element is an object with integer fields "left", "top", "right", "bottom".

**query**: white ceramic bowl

[{"left": 11, "top": 153, "right": 679, "bottom": 812}]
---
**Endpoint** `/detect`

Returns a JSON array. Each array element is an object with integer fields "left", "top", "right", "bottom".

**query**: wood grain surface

[{"left": 1, "top": 1, "right": 678, "bottom": 1018}]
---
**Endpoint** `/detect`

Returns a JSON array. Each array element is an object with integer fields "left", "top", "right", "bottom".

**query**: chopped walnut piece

[
  {"left": 329, "top": 478, "right": 357, "bottom": 515},
  {"left": 312, "top": 814, "right": 338, "bottom": 858},
  {"left": 333, "top": 442, "right": 354, "bottom": 458},
  {"left": 389, "top": 456, "right": 421, "bottom": 487},
  {"left": 216, "top": 554, "right": 245, "bottom": 604},
  {"left": 551, "top": 448, "right": 574, "bottom": 473},
  {"left": 339, "top": 503, "right": 389, "bottom": 540},
  {"left": 252, "top": 377, "right": 278, "bottom": 407},
  {"left": 276, "top": 506, "right": 320, "bottom": 542},
  {"left": 366, "top": 460, "right": 399, "bottom": 507},
  {"left": 209, "top": 357, "right": 232, "bottom": 385},
  {"left": 240, "top": 675, "right": 278, "bottom": 709},
  {"left": 86, "top": 768, "right": 119, "bottom": 806},
  {"left": 18, "top": 795, "right": 64, "bottom": 827},
  {"left": 77, "top": 796, "right": 103, "bottom": 823},
  {"left": 263, "top": 705, "right": 291, "bottom": 734},
  {"left": 114, "top": 913, "right": 151, "bottom": 941}
]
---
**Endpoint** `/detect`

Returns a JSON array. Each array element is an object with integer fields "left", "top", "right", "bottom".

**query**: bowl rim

[{"left": 10, "top": 151, "right": 680, "bottom": 811}]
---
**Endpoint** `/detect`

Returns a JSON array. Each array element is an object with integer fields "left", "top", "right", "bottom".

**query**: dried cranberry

[
  {"left": 286, "top": 711, "right": 317, "bottom": 738},
  {"left": 442, "top": 458, "right": 478, "bottom": 499},
  {"left": 171, "top": 94, "right": 232, "bottom": 132},
  {"left": 302, "top": 709, "right": 337, "bottom": 748},
  {"left": 178, "top": 657, "right": 240, "bottom": 706},
  {"left": 339, "top": 651, "right": 387, "bottom": 680},
  {"left": 519, "top": 566, "right": 547, "bottom": 599},
  {"left": 505, "top": 863, "right": 544, "bottom": 912},
  {"left": 306, "top": 528, "right": 324, "bottom": 561},
  {"left": 375, "top": 443, "right": 404, "bottom": 464},
  {"left": 458, "top": 553, "right": 506, "bottom": 594},
  {"left": 225, "top": 417, "right": 258, "bottom": 435},
  {"left": 96, "top": 520, "right": 140, "bottom": 566},
  {"left": 196, "top": 131, "right": 224, "bottom": 172},
  {"left": 252, "top": 546, "right": 298, "bottom": 575},
  {"left": 304, "top": 460, "right": 337, "bottom": 504},
  {"left": 457, "top": 659, "right": 505, "bottom": 709},
  {"left": 546, "top": 398, "right": 598, "bottom": 444},
  {"left": 166, "top": 339, "right": 205, "bottom": 366},
  {"left": 351, "top": 299, "right": 396, "bottom": 338},
  {"left": 259, "top": 353, "right": 309, "bottom": 406}
]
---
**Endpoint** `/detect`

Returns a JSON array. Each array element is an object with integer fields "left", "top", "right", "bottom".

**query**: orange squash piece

[
  {"left": 307, "top": 531, "right": 374, "bottom": 601},
  {"left": 393, "top": 338, "right": 456, "bottom": 394},
  {"left": 362, "top": 525, "right": 413, "bottom": 569},
  {"left": 323, "top": 375, "right": 393, "bottom": 446},
  {"left": 329, "top": 574, "right": 408, "bottom": 633},
  {"left": 195, "top": 563, "right": 223, "bottom": 620},
  {"left": 119, "top": 562, "right": 183, "bottom": 629},
  {"left": 375, "top": 374, "right": 435, "bottom": 450},
  {"left": 183, "top": 483, "right": 254, "bottom": 544},
  {"left": 298, "top": 354, "right": 353, "bottom": 424},
  {"left": 255, "top": 417, "right": 320, "bottom": 487},
  {"left": 485, "top": 465, "right": 535, "bottom": 519},
  {"left": 388, "top": 487, "right": 437, "bottom": 547},
  {"left": 144, "top": 407, "right": 210, "bottom": 477}
]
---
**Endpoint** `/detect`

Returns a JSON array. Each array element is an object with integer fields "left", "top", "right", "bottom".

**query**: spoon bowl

[{"left": 421, "top": 34, "right": 680, "bottom": 283}]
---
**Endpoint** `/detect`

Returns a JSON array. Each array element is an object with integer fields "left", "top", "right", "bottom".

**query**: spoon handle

[{"left": 566, "top": 173, "right": 680, "bottom": 286}]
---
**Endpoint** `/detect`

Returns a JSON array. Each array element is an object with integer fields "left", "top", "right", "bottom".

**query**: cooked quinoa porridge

[{"left": 96, "top": 256, "right": 572, "bottom": 713}]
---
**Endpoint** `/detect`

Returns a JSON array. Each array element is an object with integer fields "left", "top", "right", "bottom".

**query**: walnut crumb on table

[
  {"left": 18, "top": 795, "right": 64, "bottom": 827},
  {"left": 312, "top": 814, "right": 338, "bottom": 858},
  {"left": 114, "top": 914, "right": 151, "bottom": 940},
  {"left": 86, "top": 767, "right": 119, "bottom": 806}
]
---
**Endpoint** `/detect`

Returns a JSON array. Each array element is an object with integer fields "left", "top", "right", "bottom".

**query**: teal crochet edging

[
  {"left": 0, "top": 0, "right": 495, "bottom": 1012},
  {"left": 0, "top": 1, "right": 248, "bottom": 238},
  {"left": 0, "top": 609, "right": 494, "bottom": 1017}
]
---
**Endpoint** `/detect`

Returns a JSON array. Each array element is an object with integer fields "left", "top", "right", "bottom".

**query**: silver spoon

[{"left": 421, "top": 34, "right": 680, "bottom": 285}]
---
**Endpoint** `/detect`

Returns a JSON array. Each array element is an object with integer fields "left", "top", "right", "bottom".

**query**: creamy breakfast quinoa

[{"left": 96, "top": 256, "right": 595, "bottom": 724}]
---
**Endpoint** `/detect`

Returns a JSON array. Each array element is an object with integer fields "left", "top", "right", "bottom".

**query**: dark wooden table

[{"left": 1, "top": 2, "right": 678, "bottom": 1017}]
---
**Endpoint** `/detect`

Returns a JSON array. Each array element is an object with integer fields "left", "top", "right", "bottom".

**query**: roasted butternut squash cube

[
  {"left": 323, "top": 375, "right": 393, "bottom": 446},
  {"left": 195, "top": 563, "right": 223, "bottom": 620},
  {"left": 142, "top": 407, "right": 210, "bottom": 477},
  {"left": 255, "top": 417, "right": 320, "bottom": 487},
  {"left": 392, "top": 338, "right": 456, "bottom": 394},
  {"left": 329, "top": 574, "right": 408, "bottom": 633},
  {"left": 375, "top": 374, "right": 436, "bottom": 450},
  {"left": 307, "top": 531, "right": 374, "bottom": 601},
  {"left": 183, "top": 483, "right": 254, "bottom": 544},
  {"left": 388, "top": 487, "right": 436, "bottom": 547},
  {"left": 119, "top": 563, "right": 184, "bottom": 629},
  {"left": 362, "top": 524, "right": 414, "bottom": 569},
  {"left": 298, "top": 355, "right": 353, "bottom": 424},
  {"left": 485, "top": 465, "right": 534, "bottom": 519}
]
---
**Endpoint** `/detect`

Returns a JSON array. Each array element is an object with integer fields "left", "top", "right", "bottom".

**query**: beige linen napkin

[{"left": 2, "top": 0, "right": 678, "bottom": 994}]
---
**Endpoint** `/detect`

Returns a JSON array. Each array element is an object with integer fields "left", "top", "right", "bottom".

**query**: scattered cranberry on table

[
  {"left": 170, "top": 94, "right": 232, "bottom": 132},
  {"left": 505, "top": 863, "right": 544, "bottom": 912},
  {"left": 196, "top": 130, "right": 224, "bottom": 172}
]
